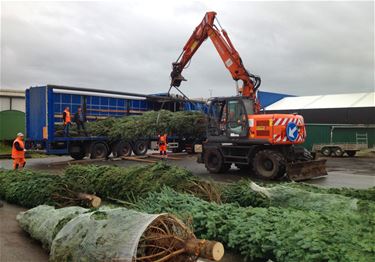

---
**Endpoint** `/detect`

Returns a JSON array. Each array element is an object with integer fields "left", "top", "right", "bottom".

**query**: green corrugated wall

[
  {"left": 0, "top": 110, "right": 25, "bottom": 140},
  {"left": 303, "top": 124, "right": 375, "bottom": 150}
]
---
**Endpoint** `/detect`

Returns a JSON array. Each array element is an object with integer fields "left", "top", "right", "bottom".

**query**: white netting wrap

[
  {"left": 17, "top": 205, "right": 88, "bottom": 250},
  {"left": 17, "top": 205, "right": 199, "bottom": 262},
  {"left": 51, "top": 208, "right": 165, "bottom": 261}
]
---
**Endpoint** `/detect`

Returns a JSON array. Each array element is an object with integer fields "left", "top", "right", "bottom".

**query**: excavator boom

[{"left": 171, "top": 12, "right": 261, "bottom": 112}]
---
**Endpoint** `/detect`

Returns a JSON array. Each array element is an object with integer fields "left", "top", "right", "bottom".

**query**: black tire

[
  {"left": 321, "top": 147, "right": 331, "bottom": 157},
  {"left": 333, "top": 147, "right": 343, "bottom": 157},
  {"left": 346, "top": 150, "right": 356, "bottom": 157},
  {"left": 90, "top": 142, "right": 108, "bottom": 159},
  {"left": 253, "top": 150, "right": 286, "bottom": 180},
  {"left": 133, "top": 140, "right": 148, "bottom": 156},
  {"left": 70, "top": 152, "right": 85, "bottom": 160},
  {"left": 204, "top": 149, "right": 229, "bottom": 173},
  {"left": 116, "top": 141, "right": 132, "bottom": 157},
  {"left": 186, "top": 143, "right": 196, "bottom": 154}
]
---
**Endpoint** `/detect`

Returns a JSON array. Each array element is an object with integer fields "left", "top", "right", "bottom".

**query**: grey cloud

[{"left": 1, "top": 1, "right": 373, "bottom": 98}]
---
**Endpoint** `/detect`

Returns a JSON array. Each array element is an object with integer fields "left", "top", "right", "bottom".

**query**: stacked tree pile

[
  {"left": 89, "top": 110, "right": 207, "bottom": 140},
  {"left": 137, "top": 187, "right": 375, "bottom": 262},
  {"left": 54, "top": 110, "right": 207, "bottom": 139},
  {"left": 17, "top": 205, "right": 224, "bottom": 262}
]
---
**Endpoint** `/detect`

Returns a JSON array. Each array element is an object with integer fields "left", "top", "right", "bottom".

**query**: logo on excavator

[{"left": 286, "top": 122, "right": 298, "bottom": 142}]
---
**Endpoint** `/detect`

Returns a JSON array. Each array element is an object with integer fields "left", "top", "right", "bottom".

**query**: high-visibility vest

[
  {"left": 64, "top": 109, "right": 71, "bottom": 124},
  {"left": 159, "top": 135, "right": 167, "bottom": 144},
  {"left": 12, "top": 137, "right": 25, "bottom": 159}
]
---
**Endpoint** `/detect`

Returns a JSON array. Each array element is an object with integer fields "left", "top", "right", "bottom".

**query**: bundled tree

[
  {"left": 18, "top": 205, "right": 224, "bottom": 262},
  {"left": 0, "top": 169, "right": 101, "bottom": 208}
]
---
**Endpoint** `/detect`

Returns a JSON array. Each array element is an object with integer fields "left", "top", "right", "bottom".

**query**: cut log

[
  {"left": 77, "top": 193, "right": 102, "bottom": 208},
  {"left": 184, "top": 238, "right": 224, "bottom": 261}
]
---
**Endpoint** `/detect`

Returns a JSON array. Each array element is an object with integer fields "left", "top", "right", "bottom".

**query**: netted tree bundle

[
  {"left": 285, "top": 182, "right": 375, "bottom": 202},
  {"left": 16, "top": 205, "right": 87, "bottom": 249},
  {"left": 248, "top": 182, "right": 364, "bottom": 214},
  {"left": 222, "top": 180, "right": 375, "bottom": 214},
  {"left": 17, "top": 205, "right": 224, "bottom": 262},
  {"left": 88, "top": 110, "right": 207, "bottom": 140},
  {"left": 0, "top": 169, "right": 101, "bottom": 208},
  {"left": 136, "top": 188, "right": 375, "bottom": 262}
]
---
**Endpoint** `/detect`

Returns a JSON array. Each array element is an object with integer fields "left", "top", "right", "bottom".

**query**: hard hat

[{"left": 17, "top": 132, "right": 24, "bottom": 137}]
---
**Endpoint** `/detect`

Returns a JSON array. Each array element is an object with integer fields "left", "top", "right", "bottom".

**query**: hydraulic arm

[{"left": 170, "top": 11, "right": 261, "bottom": 112}]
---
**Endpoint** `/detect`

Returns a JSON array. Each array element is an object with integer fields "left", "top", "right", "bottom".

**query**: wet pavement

[{"left": 0, "top": 202, "right": 49, "bottom": 262}]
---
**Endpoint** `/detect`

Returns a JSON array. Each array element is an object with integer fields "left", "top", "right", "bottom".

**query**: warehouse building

[
  {"left": 0, "top": 89, "right": 26, "bottom": 141},
  {"left": 265, "top": 92, "right": 375, "bottom": 151}
]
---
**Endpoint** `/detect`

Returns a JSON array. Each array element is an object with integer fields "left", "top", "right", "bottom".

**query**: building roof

[
  {"left": 258, "top": 91, "right": 294, "bottom": 108},
  {"left": 265, "top": 92, "right": 375, "bottom": 110},
  {"left": 0, "top": 89, "right": 25, "bottom": 98}
]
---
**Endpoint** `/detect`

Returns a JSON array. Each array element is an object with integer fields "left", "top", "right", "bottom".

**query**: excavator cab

[{"left": 207, "top": 97, "right": 254, "bottom": 139}]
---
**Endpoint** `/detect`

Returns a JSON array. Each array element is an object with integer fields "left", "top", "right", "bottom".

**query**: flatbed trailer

[{"left": 25, "top": 85, "right": 206, "bottom": 159}]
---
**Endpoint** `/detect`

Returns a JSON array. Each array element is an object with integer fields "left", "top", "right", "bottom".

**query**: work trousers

[
  {"left": 13, "top": 158, "right": 26, "bottom": 170},
  {"left": 64, "top": 122, "right": 71, "bottom": 136},
  {"left": 76, "top": 122, "right": 87, "bottom": 136}
]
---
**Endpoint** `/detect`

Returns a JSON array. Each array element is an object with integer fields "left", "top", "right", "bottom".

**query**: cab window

[{"left": 227, "top": 100, "right": 247, "bottom": 136}]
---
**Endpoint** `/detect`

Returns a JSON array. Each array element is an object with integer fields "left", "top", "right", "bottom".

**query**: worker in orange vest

[
  {"left": 12, "top": 132, "right": 26, "bottom": 170},
  {"left": 63, "top": 106, "right": 72, "bottom": 136},
  {"left": 158, "top": 133, "right": 168, "bottom": 157}
]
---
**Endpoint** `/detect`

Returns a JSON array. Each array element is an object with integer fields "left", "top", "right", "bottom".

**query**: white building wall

[
  {"left": 0, "top": 97, "right": 25, "bottom": 112},
  {"left": 11, "top": 98, "right": 25, "bottom": 112}
]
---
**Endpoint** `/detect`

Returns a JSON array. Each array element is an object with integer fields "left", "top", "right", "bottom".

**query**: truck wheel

[
  {"left": 133, "top": 140, "right": 148, "bottom": 156},
  {"left": 253, "top": 150, "right": 285, "bottom": 180},
  {"left": 346, "top": 150, "right": 356, "bottom": 157},
  {"left": 116, "top": 141, "right": 132, "bottom": 157},
  {"left": 204, "top": 149, "right": 229, "bottom": 173},
  {"left": 186, "top": 143, "right": 196, "bottom": 154},
  {"left": 333, "top": 147, "right": 343, "bottom": 157},
  {"left": 70, "top": 152, "right": 85, "bottom": 160},
  {"left": 90, "top": 142, "right": 108, "bottom": 159},
  {"left": 321, "top": 147, "right": 331, "bottom": 157}
]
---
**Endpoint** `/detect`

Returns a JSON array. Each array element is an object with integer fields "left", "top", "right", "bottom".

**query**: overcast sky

[{"left": 1, "top": 1, "right": 374, "bottom": 98}]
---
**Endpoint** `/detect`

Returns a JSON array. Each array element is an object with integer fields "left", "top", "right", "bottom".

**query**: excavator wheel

[
  {"left": 204, "top": 149, "right": 230, "bottom": 174},
  {"left": 253, "top": 150, "right": 286, "bottom": 180}
]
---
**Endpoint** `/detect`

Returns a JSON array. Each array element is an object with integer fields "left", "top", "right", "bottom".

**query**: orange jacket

[
  {"left": 64, "top": 109, "right": 71, "bottom": 124},
  {"left": 12, "top": 137, "right": 25, "bottom": 159},
  {"left": 159, "top": 134, "right": 167, "bottom": 145}
]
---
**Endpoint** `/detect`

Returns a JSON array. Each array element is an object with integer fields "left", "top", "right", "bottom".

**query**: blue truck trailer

[{"left": 26, "top": 85, "right": 207, "bottom": 159}]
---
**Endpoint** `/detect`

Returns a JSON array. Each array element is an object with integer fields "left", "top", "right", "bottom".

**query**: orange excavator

[{"left": 170, "top": 11, "right": 327, "bottom": 180}]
